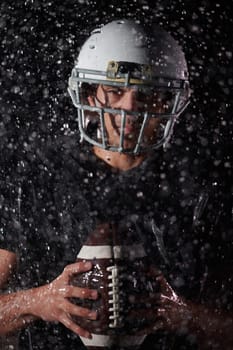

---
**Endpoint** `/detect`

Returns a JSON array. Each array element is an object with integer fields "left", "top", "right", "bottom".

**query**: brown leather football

[{"left": 70, "top": 221, "right": 158, "bottom": 349}]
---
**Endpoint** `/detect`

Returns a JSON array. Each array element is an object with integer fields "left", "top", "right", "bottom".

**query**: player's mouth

[
  {"left": 123, "top": 125, "right": 136, "bottom": 135},
  {"left": 114, "top": 126, "right": 138, "bottom": 141},
  {"left": 112, "top": 115, "right": 141, "bottom": 139}
]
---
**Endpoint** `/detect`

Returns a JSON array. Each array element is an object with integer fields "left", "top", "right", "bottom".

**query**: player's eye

[
  {"left": 102, "top": 86, "right": 125, "bottom": 105},
  {"left": 105, "top": 88, "right": 123, "bottom": 96}
]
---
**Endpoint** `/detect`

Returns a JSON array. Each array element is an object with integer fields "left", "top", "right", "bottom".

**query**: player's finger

[
  {"left": 63, "top": 261, "right": 93, "bottom": 277},
  {"left": 59, "top": 312, "right": 92, "bottom": 339},
  {"left": 65, "top": 285, "right": 98, "bottom": 300},
  {"left": 64, "top": 300, "right": 97, "bottom": 320}
]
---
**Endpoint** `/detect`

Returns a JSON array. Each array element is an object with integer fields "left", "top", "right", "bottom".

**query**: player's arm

[
  {"left": 148, "top": 269, "right": 233, "bottom": 349},
  {"left": 0, "top": 249, "right": 17, "bottom": 289},
  {"left": 182, "top": 298, "right": 233, "bottom": 349},
  {"left": 0, "top": 261, "right": 98, "bottom": 338}
]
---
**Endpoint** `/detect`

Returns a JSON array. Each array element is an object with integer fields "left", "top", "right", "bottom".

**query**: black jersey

[{"left": 0, "top": 136, "right": 232, "bottom": 349}]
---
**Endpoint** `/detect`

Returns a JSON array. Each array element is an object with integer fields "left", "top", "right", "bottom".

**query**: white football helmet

[{"left": 68, "top": 19, "right": 190, "bottom": 154}]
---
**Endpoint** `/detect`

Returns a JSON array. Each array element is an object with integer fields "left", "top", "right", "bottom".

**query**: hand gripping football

[{"left": 71, "top": 221, "right": 157, "bottom": 349}]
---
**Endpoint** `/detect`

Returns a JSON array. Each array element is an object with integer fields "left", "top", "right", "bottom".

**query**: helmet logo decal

[{"left": 106, "top": 61, "right": 152, "bottom": 84}]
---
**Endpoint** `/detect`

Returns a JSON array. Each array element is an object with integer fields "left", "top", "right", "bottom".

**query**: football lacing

[{"left": 107, "top": 265, "right": 125, "bottom": 328}]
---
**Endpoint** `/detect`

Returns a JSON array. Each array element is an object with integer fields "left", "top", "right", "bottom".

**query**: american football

[{"left": 70, "top": 220, "right": 159, "bottom": 349}]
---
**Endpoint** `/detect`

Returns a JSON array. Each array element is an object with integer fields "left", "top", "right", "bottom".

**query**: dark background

[{"left": 0, "top": 0, "right": 232, "bottom": 185}]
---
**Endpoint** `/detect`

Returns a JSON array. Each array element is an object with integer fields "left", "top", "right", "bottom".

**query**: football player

[{"left": 0, "top": 19, "right": 232, "bottom": 350}]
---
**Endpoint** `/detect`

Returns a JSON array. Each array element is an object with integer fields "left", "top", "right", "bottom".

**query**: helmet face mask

[{"left": 68, "top": 20, "right": 191, "bottom": 154}]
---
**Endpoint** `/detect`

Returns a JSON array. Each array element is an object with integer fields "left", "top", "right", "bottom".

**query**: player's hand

[
  {"left": 127, "top": 266, "right": 191, "bottom": 335},
  {"left": 28, "top": 261, "right": 98, "bottom": 338},
  {"left": 152, "top": 269, "right": 192, "bottom": 332}
]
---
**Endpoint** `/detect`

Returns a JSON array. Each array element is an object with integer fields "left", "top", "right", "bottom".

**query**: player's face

[{"left": 94, "top": 84, "right": 166, "bottom": 150}]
